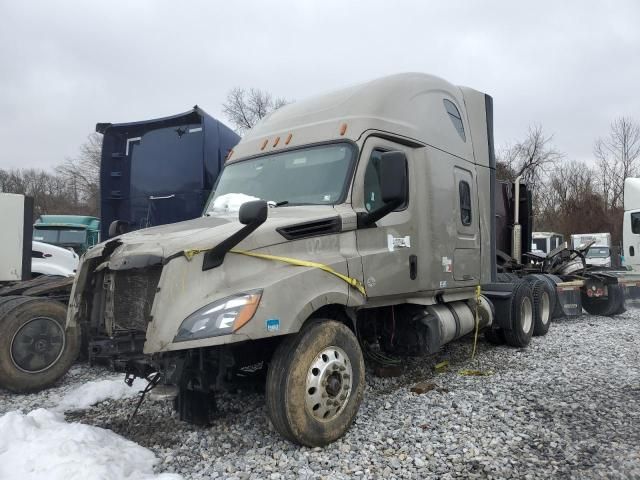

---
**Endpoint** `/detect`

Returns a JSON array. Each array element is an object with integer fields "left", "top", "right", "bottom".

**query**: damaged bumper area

[
  {"left": 66, "top": 238, "right": 286, "bottom": 423},
  {"left": 66, "top": 240, "right": 167, "bottom": 375}
]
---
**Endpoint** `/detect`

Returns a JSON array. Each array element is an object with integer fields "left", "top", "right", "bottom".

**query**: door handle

[{"left": 409, "top": 255, "right": 417, "bottom": 280}]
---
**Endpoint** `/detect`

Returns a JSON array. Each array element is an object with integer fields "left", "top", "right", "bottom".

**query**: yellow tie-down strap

[
  {"left": 179, "top": 247, "right": 366, "bottom": 296},
  {"left": 230, "top": 249, "right": 367, "bottom": 296}
]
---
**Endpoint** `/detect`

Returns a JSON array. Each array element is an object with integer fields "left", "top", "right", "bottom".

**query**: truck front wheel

[{"left": 266, "top": 319, "right": 365, "bottom": 446}]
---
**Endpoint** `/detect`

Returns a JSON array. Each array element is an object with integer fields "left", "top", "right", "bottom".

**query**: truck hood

[{"left": 85, "top": 205, "right": 344, "bottom": 263}]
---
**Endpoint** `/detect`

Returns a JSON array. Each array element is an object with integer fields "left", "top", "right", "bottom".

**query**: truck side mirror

[
  {"left": 358, "top": 151, "right": 408, "bottom": 228},
  {"left": 108, "top": 220, "right": 129, "bottom": 238},
  {"left": 239, "top": 200, "right": 269, "bottom": 225},
  {"left": 203, "top": 200, "right": 268, "bottom": 270}
]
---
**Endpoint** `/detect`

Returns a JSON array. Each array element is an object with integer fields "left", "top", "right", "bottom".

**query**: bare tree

[
  {"left": 1, "top": 133, "right": 102, "bottom": 217},
  {"left": 594, "top": 117, "right": 640, "bottom": 209},
  {"left": 496, "top": 125, "right": 564, "bottom": 191},
  {"left": 222, "top": 88, "right": 288, "bottom": 133},
  {"left": 56, "top": 132, "right": 102, "bottom": 215}
]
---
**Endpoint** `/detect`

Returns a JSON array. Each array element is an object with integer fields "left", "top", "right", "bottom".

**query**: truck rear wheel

[
  {"left": 0, "top": 296, "right": 80, "bottom": 393},
  {"left": 529, "top": 280, "right": 552, "bottom": 336},
  {"left": 266, "top": 319, "right": 365, "bottom": 446},
  {"left": 503, "top": 283, "right": 535, "bottom": 348},
  {"left": 527, "top": 274, "right": 559, "bottom": 321},
  {"left": 582, "top": 284, "right": 625, "bottom": 317}
]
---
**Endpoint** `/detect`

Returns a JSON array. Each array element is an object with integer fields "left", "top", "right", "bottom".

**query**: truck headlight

[{"left": 174, "top": 290, "right": 262, "bottom": 342}]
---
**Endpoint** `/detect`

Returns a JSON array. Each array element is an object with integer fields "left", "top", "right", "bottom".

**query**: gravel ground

[{"left": 2, "top": 309, "right": 639, "bottom": 479}]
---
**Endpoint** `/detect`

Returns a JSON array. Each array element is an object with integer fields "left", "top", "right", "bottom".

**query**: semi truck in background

[
  {"left": 0, "top": 108, "right": 240, "bottom": 394},
  {"left": 570, "top": 232, "right": 612, "bottom": 267},
  {"left": 97, "top": 106, "right": 239, "bottom": 239},
  {"left": 67, "top": 73, "right": 575, "bottom": 446},
  {"left": 33, "top": 215, "right": 100, "bottom": 255},
  {"left": 531, "top": 232, "right": 564, "bottom": 255}
]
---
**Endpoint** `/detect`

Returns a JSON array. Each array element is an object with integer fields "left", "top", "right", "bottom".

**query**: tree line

[
  {"left": 1, "top": 86, "right": 638, "bottom": 251},
  {"left": 497, "top": 118, "right": 640, "bottom": 247},
  {"left": 0, "top": 132, "right": 102, "bottom": 218}
]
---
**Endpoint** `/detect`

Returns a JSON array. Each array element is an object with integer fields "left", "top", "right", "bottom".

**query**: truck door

[
  {"left": 452, "top": 166, "right": 481, "bottom": 283},
  {"left": 353, "top": 138, "right": 416, "bottom": 298},
  {"left": 624, "top": 210, "right": 640, "bottom": 271}
]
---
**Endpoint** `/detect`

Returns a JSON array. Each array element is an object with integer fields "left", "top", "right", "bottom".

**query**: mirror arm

[
  {"left": 202, "top": 220, "right": 264, "bottom": 271},
  {"left": 357, "top": 199, "right": 403, "bottom": 228}
]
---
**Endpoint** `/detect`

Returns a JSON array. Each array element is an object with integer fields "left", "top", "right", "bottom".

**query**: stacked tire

[
  {"left": 581, "top": 284, "right": 625, "bottom": 317},
  {"left": 0, "top": 296, "right": 79, "bottom": 392}
]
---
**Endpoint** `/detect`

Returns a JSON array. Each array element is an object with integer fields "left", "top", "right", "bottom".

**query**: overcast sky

[{"left": 1, "top": 0, "right": 638, "bottom": 170}]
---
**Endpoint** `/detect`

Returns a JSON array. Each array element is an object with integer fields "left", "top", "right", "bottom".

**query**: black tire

[
  {"left": 529, "top": 280, "right": 552, "bottom": 336},
  {"left": 526, "top": 274, "right": 559, "bottom": 320},
  {"left": 0, "top": 296, "right": 80, "bottom": 393},
  {"left": 265, "top": 319, "right": 365, "bottom": 446},
  {"left": 582, "top": 284, "right": 625, "bottom": 317},
  {"left": 503, "top": 283, "right": 535, "bottom": 348}
]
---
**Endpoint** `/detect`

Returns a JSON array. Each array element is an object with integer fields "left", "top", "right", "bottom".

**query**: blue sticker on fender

[{"left": 266, "top": 319, "right": 280, "bottom": 332}]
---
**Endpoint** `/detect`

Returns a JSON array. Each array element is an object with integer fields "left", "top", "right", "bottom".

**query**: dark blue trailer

[{"left": 97, "top": 106, "right": 240, "bottom": 239}]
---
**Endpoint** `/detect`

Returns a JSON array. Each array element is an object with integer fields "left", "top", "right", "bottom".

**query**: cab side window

[
  {"left": 444, "top": 99, "right": 466, "bottom": 142},
  {"left": 459, "top": 180, "right": 472, "bottom": 226},
  {"left": 363, "top": 149, "right": 408, "bottom": 212},
  {"left": 632, "top": 213, "right": 640, "bottom": 234}
]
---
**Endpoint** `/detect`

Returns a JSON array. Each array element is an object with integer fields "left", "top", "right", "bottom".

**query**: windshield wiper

[{"left": 267, "top": 200, "right": 289, "bottom": 207}]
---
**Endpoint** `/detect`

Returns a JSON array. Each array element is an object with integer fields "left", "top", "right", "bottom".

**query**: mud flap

[
  {"left": 555, "top": 285, "right": 582, "bottom": 316},
  {"left": 622, "top": 282, "right": 640, "bottom": 306}
]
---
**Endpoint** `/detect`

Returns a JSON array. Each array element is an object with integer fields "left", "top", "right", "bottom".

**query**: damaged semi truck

[{"left": 68, "top": 73, "right": 556, "bottom": 446}]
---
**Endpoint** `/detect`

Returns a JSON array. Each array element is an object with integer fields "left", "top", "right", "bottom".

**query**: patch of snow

[
  {"left": 209, "top": 193, "right": 260, "bottom": 214},
  {"left": 55, "top": 376, "right": 147, "bottom": 411},
  {"left": 0, "top": 409, "right": 181, "bottom": 480}
]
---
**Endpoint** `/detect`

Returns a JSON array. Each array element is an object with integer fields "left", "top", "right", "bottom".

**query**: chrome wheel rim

[
  {"left": 521, "top": 297, "right": 533, "bottom": 334},
  {"left": 540, "top": 292, "right": 551, "bottom": 325},
  {"left": 11, "top": 317, "right": 65, "bottom": 373},
  {"left": 305, "top": 346, "right": 352, "bottom": 422}
]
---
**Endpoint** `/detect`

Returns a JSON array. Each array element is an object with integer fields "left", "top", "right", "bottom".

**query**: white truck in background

[
  {"left": 532, "top": 232, "right": 564, "bottom": 256},
  {"left": 624, "top": 178, "right": 640, "bottom": 272},
  {"left": 571, "top": 233, "right": 612, "bottom": 267},
  {"left": 31, "top": 241, "right": 79, "bottom": 277}
]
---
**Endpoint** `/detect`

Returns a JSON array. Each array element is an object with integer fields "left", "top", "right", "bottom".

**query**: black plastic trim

[
  {"left": 485, "top": 94, "right": 497, "bottom": 283},
  {"left": 276, "top": 217, "right": 341, "bottom": 240}
]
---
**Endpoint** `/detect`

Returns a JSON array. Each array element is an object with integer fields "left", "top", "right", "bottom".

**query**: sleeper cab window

[
  {"left": 363, "top": 149, "right": 407, "bottom": 212},
  {"left": 443, "top": 99, "right": 466, "bottom": 142},
  {"left": 459, "top": 180, "right": 472, "bottom": 226},
  {"left": 632, "top": 212, "right": 640, "bottom": 234}
]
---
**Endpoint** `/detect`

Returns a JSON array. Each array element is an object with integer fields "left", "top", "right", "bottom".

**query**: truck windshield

[
  {"left": 532, "top": 238, "right": 547, "bottom": 252},
  {"left": 586, "top": 247, "right": 610, "bottom": 258},
  {"left": 205, "top": 143, "right": 355, "bottom": 213},
  {"left": 59, "top": 229, "right": 87, "bottom": 245},
  {"left": 33, "top": 228, "right": 86, "bottom": 245}
]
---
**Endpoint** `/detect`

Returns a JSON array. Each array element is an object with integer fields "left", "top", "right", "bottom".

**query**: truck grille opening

[{"left": 113, "top": 267, "right": 162, "bottom": 331}]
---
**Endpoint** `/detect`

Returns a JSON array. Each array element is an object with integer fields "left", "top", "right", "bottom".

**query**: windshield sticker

[
  {"left": 266, "top": 319, "right": 280, "bottom": 332},
  {"left": 387, "top": 235, "right": 411, "bottom": 252},
  {"left": 442, "top": 256, "right": 452, "bottom": 273}
]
